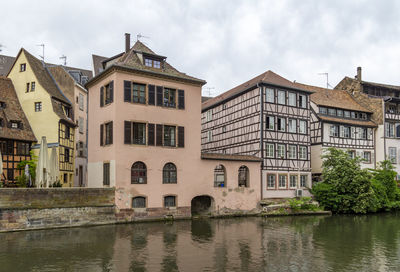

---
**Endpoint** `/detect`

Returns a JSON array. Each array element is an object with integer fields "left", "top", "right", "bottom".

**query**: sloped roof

[
  {"left": 0, "top": 77, "right": 36, "bottom": 142},
  {"left": 0, "top": 55, "right": 15, "bottom": 76},
  {"left": 201, "top": 152, "right": 261, "bottom": 162},
  {"left": 318, "top": 115, "right": 377, "bottom": 127},
  {"left": 92, "top": 54, "right": 108, "bottom": 76},
  {"left": 87, "top": 41, "right": 206, "bottom": 87},
  {"left": 294, "top": 82, "right": 372, "bottom": 113},
  {"left": 51, "top": 99, "right": 75, "bottom": 126},
  {"left": 202, "top": 70, "right": 312, "bottom": 111}
]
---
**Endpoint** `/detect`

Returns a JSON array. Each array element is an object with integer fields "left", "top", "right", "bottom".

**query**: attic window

[
  {"left": 20, "top": 63, "right": 26, "bottom": 72},
  {"left": 144, "top": 58, "right": 161, "bottom": 69},
  {"left": 0, "top": 101, "right": 6, "bottom": 109},
  {"left": 10, "top": 121, "right": 22, "bottom": 129}
]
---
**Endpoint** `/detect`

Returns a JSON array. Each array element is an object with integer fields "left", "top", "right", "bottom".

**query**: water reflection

[{"left": 1, "top": 214, "right": 400, "bottom": 271}]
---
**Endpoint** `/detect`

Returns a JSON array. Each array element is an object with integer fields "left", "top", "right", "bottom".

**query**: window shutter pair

[
  {"left": 124, "top": 81, "right": 131, "bottom": 102},
  {"left": 148, "top": 85, "right": 155, "bottom": 105},
  {"left": 124, "top": 121, "right": 132, "bottom": 144},
  {"left": 156, "top": 86, "right": 163, "bottom": 106},
  {"left": 100, "top": 87, "right": 104, "bottom": 107},
  {"left": 178, "top": 90, "right": 185, "bottom": 109},
  {"left": 178, "top": 126, "right": 184, "bottom": 147},
  {"left": 109, "top": 122, "right": 113, "bottom": 145},
  {"left": 100, "top": 124, "right": 104, "bottom": 146}
]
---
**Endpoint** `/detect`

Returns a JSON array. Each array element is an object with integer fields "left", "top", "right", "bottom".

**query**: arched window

[
  {"left": 214, "top": 165, "right": 226, "bottom": 187},
  {"left": 238, "top": 166, "right": 249, "bottom": 187},
  {"left": 164, "top": 195, "right": 176, "bottom": 207},
  {"left": 163, "top": 163, "right": 177, "bottom": 184},
  {"left": 131, "top": 162, "right": 147, "bottom": 184},
  {"left": 132, "top": 196, "right": 146, "bottom": 208}
]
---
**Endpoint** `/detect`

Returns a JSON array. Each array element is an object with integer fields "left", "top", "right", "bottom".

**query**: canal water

[{"left": 1, "top": 213, "right": 400, "bottom": 272}]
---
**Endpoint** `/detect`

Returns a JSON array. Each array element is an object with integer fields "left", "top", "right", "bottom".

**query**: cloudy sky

[{"left": 2, "top": 0, "right": 400, "bottom": 96}]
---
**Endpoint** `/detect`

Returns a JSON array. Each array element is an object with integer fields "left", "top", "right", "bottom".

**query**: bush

[{"left": 288, "top": 197, "right": 318, "bottom": 212}]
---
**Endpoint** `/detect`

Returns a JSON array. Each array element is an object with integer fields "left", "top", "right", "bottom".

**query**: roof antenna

[
  {"left": 318, "top": 72, "right": 332, "bottom": 88},
  {"left": 37, "top": 44, "right": 45, "bottom": 62},
  {"left": 136, "top": 33, "right": 150, "bottom": 44},
  {"left": 0, "top": 44, "right": 4, "bottom": 53},
  {"left": 60, "top": 55, "right": 67, "bottom": 66},
  {"left": 203, "top": 86, "right": 215, "bottom": 97}
]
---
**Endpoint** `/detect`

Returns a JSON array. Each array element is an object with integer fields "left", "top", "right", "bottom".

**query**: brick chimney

[
  {"left": 357, "top": 67, "right": 362, "bottom": 82},
  {"left": 125, "top": 33, "right": 130, "bottom": 53}
]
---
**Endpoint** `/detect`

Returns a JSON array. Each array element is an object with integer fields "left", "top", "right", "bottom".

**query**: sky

[{"left": 2, "top": 0, "right": 400, "bottom": 96}]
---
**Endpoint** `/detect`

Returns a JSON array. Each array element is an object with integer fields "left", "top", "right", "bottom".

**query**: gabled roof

[
  {"left": 294, "top": 82, "right": 372, "bottom": 113},
  {"left": 92, "top": 54, "right": 108, "bottom": 76},
  {"left": 0, "top": 77, "right": 36, "bottom": 142},
  {"left": 0, "top": 55, "right": 15, "bottom": 76},
  {"left": 87, "top": 41, "right": 206, "bottom": 87},
  {"left": 202, "top": 70, "right": 312, "bottom": 111}
]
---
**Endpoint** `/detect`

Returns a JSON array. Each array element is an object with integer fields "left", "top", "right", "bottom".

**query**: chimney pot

[
  {"left": 357, "top": 66, "right": 362, "bottom": 82},
  {"left": 125, "top": 33, "right": 131, "bottom": 53}
]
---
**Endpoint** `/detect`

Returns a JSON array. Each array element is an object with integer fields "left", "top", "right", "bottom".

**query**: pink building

[{"left": 86, "top": 34, "right": 261, "bottom": 218}]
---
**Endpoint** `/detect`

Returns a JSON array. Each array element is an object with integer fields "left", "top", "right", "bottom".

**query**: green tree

[{"left": 16, "top": 150, "right": 37, "bottom": 187}]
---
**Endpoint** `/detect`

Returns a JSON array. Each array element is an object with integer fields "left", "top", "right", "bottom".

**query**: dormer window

[
  {"left": 9, "top": 121, "right": 22, "bottom": 129},
  {"left": 144, "top": 58, "right": 162, "bottom": 69},
  {"left": 63, "top": 106, "right": 71, "bottom": 118},
  {"left": 0, "top": 101, "right": 6, "bottom": 109}
]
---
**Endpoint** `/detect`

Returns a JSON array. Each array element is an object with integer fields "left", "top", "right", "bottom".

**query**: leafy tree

[{"left": 16, "top": 150, "right": 37, "bottom": 187}]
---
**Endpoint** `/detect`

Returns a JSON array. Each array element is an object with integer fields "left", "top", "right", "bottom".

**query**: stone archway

[{"left": 191, "top": 195, "right": 215, "bottom": 216}]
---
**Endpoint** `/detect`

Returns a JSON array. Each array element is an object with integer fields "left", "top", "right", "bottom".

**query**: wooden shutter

[
  {"left": 148, "top": 85, "right": 155, "bottom": 105},
  {"left": 178, "top": 90, "right": 185, "bottom": 109},
  {"left": 148, "top": 123, "right": 155, "bottom": 145},
  {"left": 100, "top": 86, "right": 104, "bottom": 107},
  {"left": 178, "top": 126, "right": 184, "bottom": 147},
  {"left": 156, "top": 86, "right": 163, "bottom": 106},
  {"left": 109, "top": 81, "right": 114, "bottom": 103},
  {"left": 109, "top": 121, "right": 113, "bottom": 145},
  {"left": 124, "top": 81, "right": 131, "bottom": 102},
  {"left": 100, "top": 124, "right": 104, "bottom": 146},
  {"left": 124, "top": 121, "right": 131, "bottom": 144},
  {"left": 156, "top": 124, "right": 163, "bottom": 146}
]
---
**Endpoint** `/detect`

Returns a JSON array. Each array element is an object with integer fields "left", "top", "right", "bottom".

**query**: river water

[{"left": 1, "top": 213, "right": 400, "bottom": 272}]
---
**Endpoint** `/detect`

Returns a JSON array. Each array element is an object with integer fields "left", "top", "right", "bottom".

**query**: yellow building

[{"left": 7, "top": 48, "right": 75, "bottom": 187}]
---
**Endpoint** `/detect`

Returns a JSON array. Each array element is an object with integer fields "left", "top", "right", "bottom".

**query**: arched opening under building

[{"left": 191, "top": 195, "right": 215, "bottom": 216}]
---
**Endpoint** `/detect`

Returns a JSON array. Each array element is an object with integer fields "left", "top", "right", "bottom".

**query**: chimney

[
  {"left": 357, "top": 66, "right": 362, "bottom": 82},
  {"left": 125, "top": 33, "right": 131, "bottom": 53}
]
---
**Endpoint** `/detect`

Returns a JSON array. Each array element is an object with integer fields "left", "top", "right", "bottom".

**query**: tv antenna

[
  {"left": 60, "top": 55, "right": 67, "bottom": 66},
  {"left": 137, "top": 33, "right": 150, "bottom": 41},
  {"left": 37, "top": 44, "right": 45, "bottom": 62},
  {"left": 318, "top": 72, "right": 332, "bottom": 88},
  {"left": 0, "top": 44, "right": 4, "bottom": 53},
  {"left": 203, "top": 86, "right": 215, "bottom": 97}
]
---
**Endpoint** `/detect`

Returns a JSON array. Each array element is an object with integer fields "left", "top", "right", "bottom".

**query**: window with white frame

[
  {"left": 288, "top": 119, "right": 296, "bottom": 133},
  {"left": 330, "top": 125, "right": 339, "bottom": 137},
  {"left": 290, "top": 175, "right": 297, "bottom": 188},
  {"left": 266, "top": 88, "right": 275, "bottom": 103},
  {"left": 359, "top": 127, "right": 367, "bottom": 139},
  {"left": 288, "top": 93, "right": 296, "bottom": 106},
  {"left": 266, "top": 143, "right": 274, "bottom": 158},
  {"left": 389, "top": 147, "right": 397, "bottom": 164},
  {"left": 337, "top": 109, "right": 343, "bottom": 117},
  {"left": 300, "top": 175, "right": 307, "bottom": 187},
  {"left": 328, "top": 108, "right": 336, "bottom": 116},
  {"left": 347, "top": 150, "right": 356, "bottom": 159},
  {"left": 299, "top": 120, "right": 306, "bottom": 134},
  {"left": 207, "top": 130, "right": 213, "bottom": 142},
  {"left": 277, "top": 118, "right": 286, "bottom": 132},
  {"left": 277, "top": 90, "right": 286, "bottom": 105},
  {"left": 279, "top": 175, "right": 287, "bottom": 188},
  {"left": 288, "top": 145, "right": 297, "bottom": 159},
  {"left": 386, "top": 123, "right": 395, "bottom": 138},
  {"left": 267, "top": 174, "right": 276, "bottom": 188},
  {"left": 79, "top": 93, "right": 84, "bottom": 111},
  {"left": 277, "top": 144, "right": 286, "bottom": 159},
  {"left": 363, "top": 151, "right": 371, "bottom": 163},
  {"left": 206, "top": 110, "right": 213, "bottom": 122},
  {"left": 266, "top": 116, "right": 275, "bottom": 130},
  {"left": 299, "top": 94, "right": 307, "bottom": 108},
  {"left": 344, "top": 111, "right": 351, "bottom": 118},
  {"left": 299, "top": 146, "right": 307, "bottom": 160},
  {"left": 320, "top": 107, "right": 327, "bottom": 114}
]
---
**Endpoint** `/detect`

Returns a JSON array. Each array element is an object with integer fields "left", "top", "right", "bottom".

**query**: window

[
  {"left": 31, "top": 82, "right": 35, "bottom": 91},
  {"left": 299, "top": 146, "right": 307, "bottom": 160},
  {"left": 351, "top": 112, "right": 356, "bottom": 119},
  {"left": 319, "top": 107, "right": 327, "bottom": 114},
  {"left": 26, "top": 83, "right": 30, "bottom": 93},
  {"left": 20, "top": 63, "right": 26, "bottom": 72},
  {"left": 207, "top": 130, "right": 213, "bottom": 142},
  {"left": 133, "top": 83, "right": 146, "bottom": 104},
  {"left": 164, "top": 125, "right": 176, "bottom": 147},
  {"left": 299, "top": 94, "right": 307, "bottom": 108},
  {"left": 64, "top": 148, "right": 70, "bottom": 162},
  {"left": 343, "top": 126, "right": 351, "bottom": 138},
  {"left": 288, "top": 93, "right": 296, "bottom": 106},
  {"left": 214, "top": 164, "right": 225, "bottom": 187},
  {"left": 10, "top": 122, "right": 19, "bottom": 129},
  {"left": 133, "top": 123, "right": 146, "bottom": 145},
  {"left": 164, "top": 196, "right": 176, "bottom": 207},
  {"left": 144, "top": 58, "right": 162, "bottom": 69},
  {"left": 361, "top": 113, "right": 367, "bottom": 120},
  {"left": 131, "top": 162, "right": 147, "bottom": 184},
  {"left": 79, "top": 93, "right": 84, "bottom": 110},
  {"left": 132, "top": 197, "right": 146, "bottom": 208},
  {"left": 396, "top": 124, "right": 400, "bottom": 138},
  {"left": 337, "top": 109, "right": 343, "bottom": 117},
  {"left": 63, "top": 173, "right": 68, "bottom": 184},
  {"left": 238, "top": 166, "right": 249, "bottom": 187},
  {"left": 0, "top": 118, "right": 3, "bottom": 127},
  {"left": 363, "top": 151, "right": 371, "bottom": 163},
  {"left": 153, "top": 60, "right": 161, "bottom": 68},
  {"left": 206, "top": 110, "right": 213, "bottom": 122},
  {"left": 288, "top": 119, "right": 296, "bottom": 133},
  {"left": 145, "top": 58, "right": 152, "bottom": 67},
  {"left": 0, "top": 101, "right": 5, "bottom": 109},
  {"left": 299, "top": 120, "right": 306, "bottom": 134},
  {"left": 279, "top": 175, "right": 287, "bottom": 188},
  {"left": 65, "top": 126, "right": 70, "bottom": 139},
  {"left": 163, "top": 163, "right": 177, "bottom": 184},
  {"left": 300, "top": 175, "right": 307, "bottom": 187},
  {"left": 267, "top": 174, "right": 276, "bottom": 189},
  {"left": 222, "top": 126, "right": 226, "bottom": 133},
  {"left": 277, "top": 144, "right": 286, "bottom": 159},
  {"left": 277, "top": 118, "right": 286, "bottom": 132},
  {"left": 266, "top": 143, "right": 274, "bottom": 158},
  {"left": 163, "top": 88, "right": 176, "bottom": 107},
  {"left": 389, "top": 147, "right": 397, "bottom": 164},
  {"left": 386, "top": 123, "right": 395, "bottom": 138},
  {"left": 100, "top": 122, "right": 113, "bottom": 146},
  {"left": 78, "top": 117, "right": 84, "bottom": 134},
  {"left": 344, "top": 111, "right": 351, "bottom": 118},
  {"left": 100, "top": 81, "right": 114, "bottom": 107},
  {"left": 359, "top": 127, "right": 367, "bottom": 139},
  {"left": 277, "top": 90, "right": 286, "bottom": 105},
  {"left": 288, "top": 145, "right": 297, "bottom": 159},
  {"left": 266, "top": 116, "right": 275, "bottom": 130},
  {"left": 330, "top": 125, "right": 339, "bottom": 137},
  {"left": 290, "top": 175, "right": 297, "bottom": 188},
  {"left": 328, "top": 108, "right": 336, "bottom": 116},
  {"left": 347, "top": 150, "right": 356, "bottom": 159},
  {"left": 266, "top": 88, "right": 274, "bottom": 103},
  {"left": 16, "top": 142, "right": 30, "bottom": 155}
]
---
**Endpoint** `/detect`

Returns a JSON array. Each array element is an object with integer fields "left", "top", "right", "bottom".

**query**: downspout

[
  {"left": 86, "top": 88, "right": 89, "bottom": 187},
  {"left": 258, "top": 83, "right": 264, "bottom": 200}
]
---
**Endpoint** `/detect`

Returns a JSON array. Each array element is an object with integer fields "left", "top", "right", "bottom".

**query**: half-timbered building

[
  {"left": 0, "top": 77, "right": 36, "bottom": 185},
  {"left": 201, "top": 71, "right": 313, "bottom": 198},
  {"left": 293, "top": 82, "right": 377, "bottom": 182},
  {"left": 336, "top": 67, "right": 400, "bottom": 178}
]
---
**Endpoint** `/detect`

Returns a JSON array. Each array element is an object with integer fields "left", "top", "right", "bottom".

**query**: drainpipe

[{"left": 258, "top": 82, "right": 264, "bottom": 200}]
